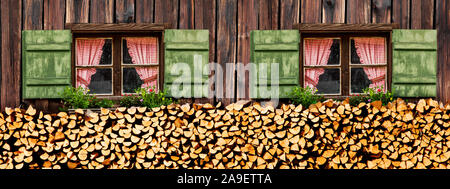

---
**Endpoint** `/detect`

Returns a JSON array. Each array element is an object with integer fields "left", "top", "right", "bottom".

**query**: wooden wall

[{"left": 0, "top": 0, "right": 448, "bottom": 110}]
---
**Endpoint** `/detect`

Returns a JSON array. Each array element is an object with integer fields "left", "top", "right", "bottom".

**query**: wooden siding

[{"left": 0, "top": 0, "right": 448, "bottom": 109}]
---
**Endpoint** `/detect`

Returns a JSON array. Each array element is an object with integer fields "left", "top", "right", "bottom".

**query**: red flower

[
  {"left": 149, "top": 88, "right": 153, "bottom": 92},
  {"left": 377, "top": 89, "right": 382, "bottom": 92}
]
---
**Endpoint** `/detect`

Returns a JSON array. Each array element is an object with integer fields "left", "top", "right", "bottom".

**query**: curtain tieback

[
  {"left": 305, "top": 76, "right": 319, "bottom": 86},
  {"left": 142, "top": 75, "right": 158, "bottom": 83},
  {"left": 77, "top": 75, "right": 90, "bottom": 87},
  {"left": 371, "top": 74, "right": 385, "bottom": 83}
]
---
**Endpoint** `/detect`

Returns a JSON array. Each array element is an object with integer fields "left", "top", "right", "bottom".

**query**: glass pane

[
  {"left": 304, "top": 38, "right": 340, "bottom": 66},
  {"left": 76, "top": 68, "right": 112, "bottom": 95},
  {"left": 76, "top": 38, "right": 112, "bottom": 66},
  {"left": 351, "top": 37, "right": 386, "bottom": 65},
  {"left": 305, "top": 68, "right": 340, "bottom": 94},
  {"left": 122, "top": 37, "right": 159, "bottom": 65},
  {"left": 351, "top": 67, "right": 386, "bottom": 94},
  {"left": 123, "top": 67, "right": 159, "bottom": 94}
]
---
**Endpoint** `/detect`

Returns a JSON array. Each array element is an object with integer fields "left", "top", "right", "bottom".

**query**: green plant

[
  {"left": 363, "top": 86, "right": 394, "bottom": 105},
  {"left": 135, "top": 86, "right": 174, "bottom": 108},
  {"left": 60, "top": 87, "right": 94, "bottom": 109},
  {"left": 91, "top": 98, "right": 114, "bottom": 108},
  {"left": 60, "top": 87, "right": 115, "bottom": 109},
  {"left": 119, "top": 94, "right": 142, "bottom": 107},
  {"left": 348, "top": 94, "right": 369, "bottom": 107},
  {"left": 287, "top": 86, "right": 324, "bottom": 108}
]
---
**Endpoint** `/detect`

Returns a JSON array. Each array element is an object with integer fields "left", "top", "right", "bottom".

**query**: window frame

[
  {"left": 303, "top": 37, "right": 342, "bottom": 95},
  {"left": 296, "top": 23, "right": 397, "bottom": 98},
  {"left": 74, "top": 37, "right": 114, "bottom": 96},
  {"left": 66, "top": 23, "right": 167, "bottom": 99},
  {"left": 121, "top": 37, "right": 160, "bottom": 94}
]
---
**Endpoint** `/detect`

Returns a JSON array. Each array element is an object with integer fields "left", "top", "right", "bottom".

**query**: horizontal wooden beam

[
  {"left": 295, "top": 23, "right": 399, "bottom": 32},
  {"left": 65, "top": 23, "right": 169, "bottom": 33}
]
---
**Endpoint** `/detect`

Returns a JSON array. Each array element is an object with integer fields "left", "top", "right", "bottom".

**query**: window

[
  {"left": 350, "top": 37, "right": 387, "bottom": 94},
  {"left": 73, "top": 34, "right": 161, "bottom": 96},
  {"left": 303, "top": 38, "right": 341, "bottom": 95},
  {"left": 299, "top": 24, "right": 392, "bottom": 97}
]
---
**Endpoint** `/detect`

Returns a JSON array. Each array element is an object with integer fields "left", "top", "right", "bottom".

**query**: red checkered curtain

[
  {"left": 126, "top": 37, "right": 159, "bottom": 90},
  {"left": 304, "top": 39, "right": 333, "bottom": 89},
  {"left": 354, "top": 38, "right": 386, "bottom": 90},
  {"left": 76, "top": 39, "right": 105, "bottom": 89}
]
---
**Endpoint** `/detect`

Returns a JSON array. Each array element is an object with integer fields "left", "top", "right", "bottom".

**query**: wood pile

[{"left": 0, "top": 98, "right": 449, "bottom": 169}]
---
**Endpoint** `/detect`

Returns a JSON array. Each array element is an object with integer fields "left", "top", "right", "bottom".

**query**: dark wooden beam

[
  {"left": 65, "top": 23, "right": 168, "bottom": 33},
  {"left": 296, "top": 23, "right": 399, "bottom": 32}
]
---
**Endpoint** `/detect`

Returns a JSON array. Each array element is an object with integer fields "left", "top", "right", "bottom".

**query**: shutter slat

[
  {"left": 392, "top": 29, "right": 437, "bottom": 98},
  {"left": 165, "top": 42, "right": 209, "bottom": 50},
  {"left": 22, "top": 30, "right": 72, "bottom": 99},
  {"left": 254, "top": 43, "right": 299, "bottom": 51},
  {"left": 164, "top": 30, "right": 209, "bottom": 98},
  {"left": 25, "top": 78, "right": 71, "bottom": 85},
  {"left": 25, "top": 43, "right": 71, "bottom": 51},
  {"left": 393, "top": 42, "right": 437, "bottom": 50},
  {"left": 250, "top": 30, "right": 300, "bottom": 99}
]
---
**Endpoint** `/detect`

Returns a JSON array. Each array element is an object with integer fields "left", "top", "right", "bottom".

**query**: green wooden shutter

[
  {"left": 22, "top": 30, "right": 72, "bottom": 99},
  {"left": 164, "top": 30, "right": 209, "bottom": 98},
  {"left": 250, "top": 30, "right": 300, "bottom": 99},
  {"left": 392, "top": 29, "right": 437, "bottom": 97}
]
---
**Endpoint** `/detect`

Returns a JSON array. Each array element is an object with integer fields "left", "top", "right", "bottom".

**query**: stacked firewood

[{"left": 0, "top": 98, "right": 449, "bottom": 169}]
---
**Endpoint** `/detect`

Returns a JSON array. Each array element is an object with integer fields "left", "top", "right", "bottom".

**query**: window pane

[
  {"left": 350, "top": 68, "right": 372, "bottom": 93},
  {"left": 351, "top": 37, "right": 386, "bottom": 65},
  {"left": 351, "top": 67, "right": 386, "bottom": 93},
  {"left": 304, "top": 38, "right": 340, "bottom": 66},
  {"left": 76, "top": 38, "right": 112, "bottom": 66},
  {"left": 305, "top": 68, "right": 340, "bottom": 94},
  {"left": 76, "top": 68, "right": 112, "bottom": 95},
  {"left": 123, "top": 37, "right": 159, "bottom": 65},
  {"left": 123, "top": 67, "right": 158, "bottom": 94}
]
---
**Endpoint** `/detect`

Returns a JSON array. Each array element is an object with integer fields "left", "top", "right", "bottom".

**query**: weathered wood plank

[
  {"left": 237, "top": 0, "right": 258, "bottom": 100},
  {"left": 155, "top": 0, "right": 178, "bottom": 29},
  {"left": 194, "top": 0, "right": 216, "bottom": 103},
  {"left": 301, "top": 0, "right": 322, "bottom": 23},
  {"left": 411, "top": 0, "right": 434, "bottom": 29},
  {"left": 217, "top": 0, "right": 237, "bottom": 104},
  {"left": 346, "top": 0, "right": 370, "bottom": 24},
  {"left": 436, "top": 0, "right": 449, "bottom": 103},
  {"left": 24, "top": 0, "right": 45, "bottom": 110},
  {"left": 65, "top": 0, "right": 89, "bottom": 23},
  {"left": 66, "top": 23, "right": 166, "bottom": 32},
  {"left": 179, "top": 0, "right": 195, "bottom": 29},
  {"left": 1, "top": 0, "right": 22, "bottom": 109},
  {"left": 446, "top": 32, "right": 450, "bottom": 104},
  {"left": 259, "top": 0, "right": 279, "bottom": 30},
  {"left": 116, "top": 0, "right": 135, "bottom": 23},
  {"left": 39, "top": 0, "right": 66, "bottom": 110},
  {"left": 372, "top": 0, "right": 391, "bottom": 23},
  {"left": 322, "top": 0, "right": 345, "bottom": 23},
  {"left": 280, "top": 0, "right": 299, "bottom": 29},
  {"left": 297, "top": 23, "right": 396, "bottom": 32},
  {"left": 44, "top": 0, "right": 66, "bottom": 30},
  {"left": 136, "top": 0, "right": 154, "bottom": 23},
  {"left": 195, "top": 0, "right": 216, "bottom": 62},
  {"left": 23, "top": 0, "right": 43, "bottom": 30},
  {"left": 90, "top": 0, "right": 114, "bottom": 23},
  {"left": 392, "top": 0, "right": 410, "bottom": 29}
]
